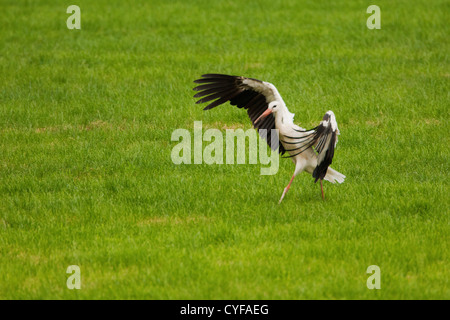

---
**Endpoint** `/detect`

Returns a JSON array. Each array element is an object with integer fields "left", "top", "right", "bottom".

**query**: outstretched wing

[
  {"left": 282, "top": 111, "right": 339, "bottom": 182},
  {"left": 312, "top": 111, "right": 339, "bottom": 182},
  {"left": 193, "top": 74, "right": 286, "bottom": 154}
]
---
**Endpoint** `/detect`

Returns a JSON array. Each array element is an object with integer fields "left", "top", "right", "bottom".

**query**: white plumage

[{"left": 193, "top": 74, "right": 345, "bottom": 202}]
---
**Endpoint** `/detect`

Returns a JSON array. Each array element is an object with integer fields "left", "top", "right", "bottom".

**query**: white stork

[{"left": 193, "top": 74, "right": 345, "bottom": 203}]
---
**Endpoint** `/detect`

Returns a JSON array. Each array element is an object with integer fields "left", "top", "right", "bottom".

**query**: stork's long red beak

[{"left": 254, "top": 108, "right": 273, "bottom": 124}]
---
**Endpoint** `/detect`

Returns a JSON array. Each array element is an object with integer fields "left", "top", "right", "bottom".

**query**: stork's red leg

[
  {"left": 320, "top": 180, "right": 325, "bottom": 200},
  {"left": 279, "top": 174, "right": 296, "bottom": 204}
]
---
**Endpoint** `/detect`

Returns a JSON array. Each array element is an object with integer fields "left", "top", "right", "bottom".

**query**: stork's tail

[{"left": 323, "top": 167, "right": 345, "bottom": 184}]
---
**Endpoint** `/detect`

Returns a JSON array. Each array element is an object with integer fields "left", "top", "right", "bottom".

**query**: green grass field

[{"left": 0, "top": 0, "right": 448, "bottom": 299}]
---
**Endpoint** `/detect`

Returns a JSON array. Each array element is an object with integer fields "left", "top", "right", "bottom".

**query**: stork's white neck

[{"left": 273, "top": 105, "right": 295, "bottom": 131}]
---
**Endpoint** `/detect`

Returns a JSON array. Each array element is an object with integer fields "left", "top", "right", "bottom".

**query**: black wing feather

[
  {"left": 312, "top": 130, "right": 337, "bottom": 182},
  {"left": 281, "top": 112, "right": 339, "bottom": 182},
  {"left": 193, "top": 74, "right": 285, "bottom": 154}
]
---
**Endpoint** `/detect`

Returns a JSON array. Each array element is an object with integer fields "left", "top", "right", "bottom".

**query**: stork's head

[
  {"left": 254, "top": 101, "right": 280, "bottom": 124},
  {"left": 268, "top": 101, "right": 281, "bottom": 113}
]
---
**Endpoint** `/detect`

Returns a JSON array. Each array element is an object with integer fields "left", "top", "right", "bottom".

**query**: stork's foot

[
  {"left": 279, "top": 187, "right": 289, "bottom": 204},
  {"left": 320, "top": 180, "right": 325, "bottom": 201},
  {"left": 279, "top": 174, "right": 296, "bottom": 204}
]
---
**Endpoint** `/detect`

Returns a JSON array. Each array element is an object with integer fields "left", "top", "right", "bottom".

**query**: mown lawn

[{"left": 0, "top": 0, "right": 448, "bottom": 299}]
